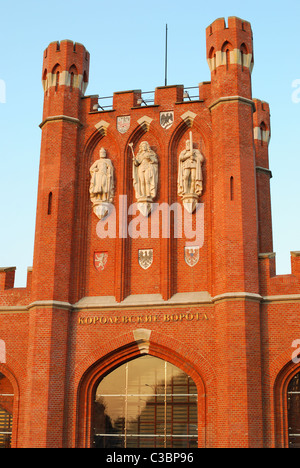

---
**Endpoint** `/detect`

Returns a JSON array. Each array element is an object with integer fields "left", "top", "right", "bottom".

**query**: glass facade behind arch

[
  {"left": 93, "top": 356, "right": 198, "bottom": 448},
  {"left": 288, "top": 372, "right": 300, "bottom": 448},
  {"left": 0, "top": 372, "right": 14, "bottom": 449}
]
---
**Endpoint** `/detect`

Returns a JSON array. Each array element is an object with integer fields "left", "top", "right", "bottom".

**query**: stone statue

[
  {"left": 129, "top": 141, "right": 158, "bottom": 216},
  {"left": 178, "top": 132, "right": 204, "bottom": 213},
  {"left": 90, "top": 148, "right": 114, "bottom": 219}
]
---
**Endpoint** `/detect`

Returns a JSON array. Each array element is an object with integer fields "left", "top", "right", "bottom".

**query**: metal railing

[
  {"left": 183, "top": 87, "right": 199, "bottom": 101},
  {"left": 92, "top": 86, "right": 200, "bottom": 112}
]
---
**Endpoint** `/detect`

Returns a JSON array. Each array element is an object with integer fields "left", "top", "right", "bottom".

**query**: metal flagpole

[{"left": 165, "top": 24, "right": 168, "bottom": 86}]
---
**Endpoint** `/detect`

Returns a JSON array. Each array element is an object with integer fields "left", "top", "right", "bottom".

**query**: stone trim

[
  {"left": 42, "top": 72, "right": 88, "bottom": 94},
  {"left": 207, "top": 49, "right": 253, "bottom": 73},
  {"left": 40, "top": 115, "right": 82, "bottom": 129},
  {"left": 1, "top": 291, "right": 300, "bottom": 314},
  {"left": 254, "top": 126, "right": 270, "bottom": 143},
  {"left": 256, "top": 166, "right": 273, "bottom": 178},
  {"left": 209, "top": 96, "right": 256, "bottom": 111}
]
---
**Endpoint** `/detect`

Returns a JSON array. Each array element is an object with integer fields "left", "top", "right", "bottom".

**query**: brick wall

[{"left": 0, "top": 17, "right": 299, "bottom": 448}]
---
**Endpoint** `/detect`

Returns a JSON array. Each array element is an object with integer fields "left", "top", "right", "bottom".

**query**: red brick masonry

[{"left": 0, "top": 17, "right": 299, "bottom": 448}]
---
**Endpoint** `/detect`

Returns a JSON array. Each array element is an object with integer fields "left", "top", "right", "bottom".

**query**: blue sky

[{"left": 0, "top": 0, "right": 299, "bottom": 287}]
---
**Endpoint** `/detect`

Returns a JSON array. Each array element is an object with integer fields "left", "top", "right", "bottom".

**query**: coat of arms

[
  {"left": 117, "top": 115, "right": 131, "bottom": 134},
  {"left": 160, "top": 111, "right": 174, "bottom": 129},
  {"left": 94, "top": 252, "right": 108, "bottom": 271},
  {"left": 184, "top": 246, "right": 200, "bottom": 267},
  {"left": 138, "top": 249, "right": 153, "bottom": 270}
]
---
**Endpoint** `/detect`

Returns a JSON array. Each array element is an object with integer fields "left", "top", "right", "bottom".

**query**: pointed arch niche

[
  {"left": 0, "top": 367, "right": 19, "bottom": 449},
  {"left": 274, "top": 360, "right": 300, "bottom": 448}
]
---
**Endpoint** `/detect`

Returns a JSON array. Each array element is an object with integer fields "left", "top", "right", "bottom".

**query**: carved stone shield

[
  {"left": 94, "top": 252, "right": 108, "bottom": 271},
  {"left": 160, "top": 111, "right": 174, "bottom": 129},
  {"left": 117, "top": 115, "right": 131, "bottom": 134},
  {"left": 138, "top": 249, "right": 153, "bottom": 270},
  {"left": 184, "top": 246, "right": 199, "bottom": 267}
]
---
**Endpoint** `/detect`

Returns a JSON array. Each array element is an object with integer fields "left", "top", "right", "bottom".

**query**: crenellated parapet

[
  {"left": 259, "top": 252, "right": 300, "bottom": 296},
  {"left": 253, "top": 99, "right": 271, "bottom": 148},
  {"left": 0, "top": 267, "right": 32, "bottom": 307},
  {"left": 42, "top": 40, "right": 90, "bottom": 94},
  {"left": 206, "top": 17, "right": 254, "bottom": 75}
]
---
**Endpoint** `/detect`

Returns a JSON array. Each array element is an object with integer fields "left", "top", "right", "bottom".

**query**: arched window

[
  {"left": 92, "top": 356, "right": 198, "bottom": 448},
  {"left": 260, "top": 122, "right": 267, "bottom": 146},
  {"left": 221, "top": 41, "right": 233, "bottom": 70},
  {"left": 0, "top": 372, "right": 14, "bottom": 449},
  {"left": 209, "top": 47, "right": 216, "bottom": 73},
  {"left": 240, "top": 43, "right": 248, "bottom": 72},
  {"left": 69, "top": 65, "right": 78, "bottom": 91},
  {"left": 55, "top": 71, "right": 60, "bottom": 92},
  {"left": 288, "top": 372, "right": 300, "bottom": 448}
]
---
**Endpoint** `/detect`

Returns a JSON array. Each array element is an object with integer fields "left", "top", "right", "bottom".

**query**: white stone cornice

[
  {"left": 27, "top": 300, "right": 72, "bottom": 311},
  {"left": 209, "top": 95, "right": 256, "bottom": 111},
  {"left": 212, "top": 292, "right": 263, "bottom": 303},
  {"left": 0, "top": 291, "right": 300, "bottom": 314},
  {"left": 40, "top": 115, "right": 82, "bottom": 129}
]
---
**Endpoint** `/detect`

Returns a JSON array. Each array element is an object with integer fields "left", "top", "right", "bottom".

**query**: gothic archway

[
  {"left": 0, "top": 371, "right": 14, "bottom": 448},
  {"left": 92, "top": 355, "right": 198, "bottom": 449},
  {"left": 274, "top": 360, "right": 300, "bottom": 448},
  {"left": 76, "top": 338, "right": 208, "bottom": 448}
]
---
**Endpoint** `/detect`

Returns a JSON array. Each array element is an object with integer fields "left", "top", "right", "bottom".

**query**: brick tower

[
  {"left": 24, "top": 41, "right": 90, "bottom": 447},
  {"left": 206, "top": 17, "right": 263, "bottom": 447},
  {"left": 0, "top": 17, "right": 299, "bottom": 449}
]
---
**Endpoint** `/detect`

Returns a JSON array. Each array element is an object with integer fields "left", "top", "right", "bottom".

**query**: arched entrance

[
  {"left": 0, "top": 372, "right": 14, "bottom": 448},
  {"left": 91, "top": 355, "right": 198, "bottom": 449},
  {"left": 287, "top": 371, "right": 300, "bottom": 448}
]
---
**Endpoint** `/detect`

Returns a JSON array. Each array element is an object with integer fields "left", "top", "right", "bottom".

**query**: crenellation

[
  {"left": 0, "top": 16, "right": 299, "bottom": 449},
  {"left": 0, "top": 267, "right": 16, "bottom": 291}
]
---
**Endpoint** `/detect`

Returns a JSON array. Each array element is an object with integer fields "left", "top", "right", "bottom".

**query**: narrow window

[
  {"left": 230, "top": 177, "right": 234, "bottom": 201},
  {"left": 240, "top": 44, "right": 248, "bottom": 72},
  {"left": 260, "top": 122, "right": 267, "bottom": 147},
  {"left": 226, "top": 49, "right": 230, "bottom": 70},
  {"left": 48, "top": 192, "right": 53, "bottom": 215},
  {"left": 55, "top": 72, "right": 60, "bottom": 92},
  {"left": 70, "top": 72, "right": 74, "bottom": 91}
]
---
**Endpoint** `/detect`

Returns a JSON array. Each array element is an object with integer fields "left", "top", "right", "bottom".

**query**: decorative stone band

[
  {"left": 258, "top": 252, "right": 276, "bottom": 259},
  {"left": 256, "top": 167, "right": 273, "bottom": 178},
  {"left": 1, "top": 290, "right": 300, "bottom": 314},
  {"left": 207, "top": 49, "right": 254, "bottom": 73},
  {"left": 254, "top": 126, "right": 271, "bottom": 144},
  {"left": 42, "top": 71, "right": 88, "bottom": 94},
  {"left": 40, "top": 115, "right": 82, "bottom": 129},
  {"left": 209, "top": 95, "right": 256, "bottom": 111}
]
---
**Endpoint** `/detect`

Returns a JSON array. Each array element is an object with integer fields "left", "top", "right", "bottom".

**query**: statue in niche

[
  {"left": 178, "top": 131, "right": 204, "bottom": 213},
  {"left": 90, "top": 147, "right": 115, "bottom": 220},
  {"left": 129, "top": 141, "right": 158, "bottom": 216}
]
